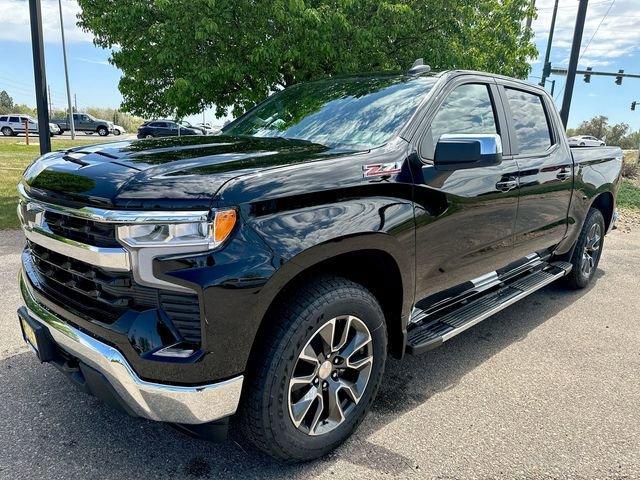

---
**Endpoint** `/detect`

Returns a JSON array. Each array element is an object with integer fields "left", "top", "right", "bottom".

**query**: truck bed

[{"left": 570, "top": 145, "right": 622, "bottom": 165}]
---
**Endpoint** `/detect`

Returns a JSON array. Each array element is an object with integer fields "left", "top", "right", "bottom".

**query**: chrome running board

[{"left": 406, "top": 261, "right": 572, "bottom": 355}]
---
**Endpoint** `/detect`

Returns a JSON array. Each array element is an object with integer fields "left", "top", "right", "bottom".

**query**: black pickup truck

[{"left": 17, "top": 68, "right": 622, "bottom": 462}]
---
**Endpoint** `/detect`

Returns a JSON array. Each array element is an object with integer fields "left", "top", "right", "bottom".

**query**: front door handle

[
  {"left": 496, "top": 177, "right": 519, "bottom": 192},
  {"left": 557, "top": 169, "right": 572, "bottom": 181}
]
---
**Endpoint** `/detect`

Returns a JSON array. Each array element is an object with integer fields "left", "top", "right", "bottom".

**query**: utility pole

[
  {"left": 560, "top": 0, "right": 589, "bottom": 128},
  {"left": 539, "top": 0, "right": 559, "bottom": 88},
  {"left": 28, "top": 0, "right": 51, "bottom": 153},
  {"left": 58, "top": 0, "right": 75, "bottom": 139}
]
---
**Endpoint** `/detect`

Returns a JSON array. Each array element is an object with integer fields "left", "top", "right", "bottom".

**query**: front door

[
  {"left": 498, "top": 84, "right": 573, "bottom": 258},
  {"left": 413, "top": 80, "right": 520, "bottom": 302}
]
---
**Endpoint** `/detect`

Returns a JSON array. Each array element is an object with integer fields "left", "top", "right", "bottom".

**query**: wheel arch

[
  {"left": 247, "top": 239, "right": 413, "bottom": 374},
  {"left": 590, "top": 191, "right": 614, "bottom": 231}
]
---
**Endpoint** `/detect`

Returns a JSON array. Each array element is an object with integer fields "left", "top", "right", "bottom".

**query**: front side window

[
  {"left": 421, "top": 83, "right": 498, "bottom": 159},
  {"left": 9, "top": 116, "right": 19, "bottom": 123},
  {"left": 0, "top": 116, "right": 6, "bottom": 122},
  {"left": 504, "top": 88, "right": 552, "bottom": 155},
  {"left": 224, "top": 76, "right": 437, "bottom": 149}
]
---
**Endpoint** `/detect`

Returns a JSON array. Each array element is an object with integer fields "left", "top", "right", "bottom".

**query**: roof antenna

[{"left": 408, "top": 58, "right": 431, "bottom": 75}]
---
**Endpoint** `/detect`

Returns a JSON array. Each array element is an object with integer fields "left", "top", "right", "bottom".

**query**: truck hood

[{"left": 22, "top": 135, "right": 343, "bottom": 210}]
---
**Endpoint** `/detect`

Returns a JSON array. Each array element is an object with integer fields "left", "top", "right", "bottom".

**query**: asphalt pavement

[{"left": 1, "top": 227, "right": 639, "bottom": 479}]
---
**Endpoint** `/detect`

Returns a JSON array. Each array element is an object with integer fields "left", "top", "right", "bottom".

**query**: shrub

[{"left": 622, "top": 158, "right": 639, "bottom": 179}]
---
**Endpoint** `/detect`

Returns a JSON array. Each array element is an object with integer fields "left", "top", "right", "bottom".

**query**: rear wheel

[
  {"left": 564, "top": 208, "right": 605, "bottom": 289},
  {"left": 144, "top": 134, "right": 154, "bottom": 139},
  {"left": 240, "top": 276, "right": 387, "bottom": 462}
]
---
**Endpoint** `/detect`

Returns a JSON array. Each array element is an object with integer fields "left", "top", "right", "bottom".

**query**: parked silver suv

[{"left": 0, "top": 114, "right": 61, "bottom": 137}]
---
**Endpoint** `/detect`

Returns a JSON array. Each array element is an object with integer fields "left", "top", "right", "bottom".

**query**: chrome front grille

[
  {"left": 18, "top": 190, "right": 204, "bottom": 345},
  {"left": 44, "top": 210, "right": 120, "bottom": 247},
  {"left": 25, "top": 241, "right": 202, "bottom": 344}
]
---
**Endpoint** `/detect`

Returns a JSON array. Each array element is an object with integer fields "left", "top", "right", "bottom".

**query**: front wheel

[
  {"left": 1, "top": 127, "right": 13, "bottom": 136},
  {"left": 97, "top": 126, "right": 109, "bottom": 136},
  {"left": 564, "top": 208, "right": 605, "bottom": 289},
  {"left": 240, "top": 276, "right": 387, "bottom": 462}
]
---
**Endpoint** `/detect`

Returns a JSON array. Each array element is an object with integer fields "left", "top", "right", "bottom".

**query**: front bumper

[{"left": 19, "top": 270, "right": 243, "bottom": 425}]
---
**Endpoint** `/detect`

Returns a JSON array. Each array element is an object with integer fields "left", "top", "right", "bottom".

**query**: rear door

[
  {"left": 76, "top": 114, "right": 91, "bottom": 130},
  {"left": 166, "top": 122, "right": 180, "bottom": 136},
  {"left": 8, "top": 116, "right": 21, "bottom": 133},
  {"left": 498, "top": 82, "right": 573, "bottom": 258},
  {"left": 412, "top": 77, "right": 520, "bottom": 301}
]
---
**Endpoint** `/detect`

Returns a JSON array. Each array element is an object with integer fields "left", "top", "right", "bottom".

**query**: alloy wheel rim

[
  {"left": 581, "top": 222, "right": 601, "bottom": 277},
  {"left": 288, "top": 315, "right": 373, "bottom": 436}
]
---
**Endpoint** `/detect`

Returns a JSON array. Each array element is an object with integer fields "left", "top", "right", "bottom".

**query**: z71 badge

[{"left": 362, "top": 162, "right": 402, "bottom": 177}]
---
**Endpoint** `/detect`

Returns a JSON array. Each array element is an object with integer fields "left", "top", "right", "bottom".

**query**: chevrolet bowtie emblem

[{"left": 22, "top": 203, "right": 45, "bottom": 229}]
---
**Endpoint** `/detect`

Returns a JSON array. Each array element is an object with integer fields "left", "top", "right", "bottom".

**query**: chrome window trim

[
  {"left": 18, "top": 183, "right": 209, "bottom": 224},
  {"left": 20, "top": 272, "right": 243, "bottom": 424}
]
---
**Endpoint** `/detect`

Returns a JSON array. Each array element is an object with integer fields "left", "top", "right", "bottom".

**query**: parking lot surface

[{"left": 1, "top": 227, "right": 638, "bottom": 479}]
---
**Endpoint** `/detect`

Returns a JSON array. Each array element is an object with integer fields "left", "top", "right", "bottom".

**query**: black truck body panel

[{"left": 18, "top": 70, "right": 622, "bottom": 388}]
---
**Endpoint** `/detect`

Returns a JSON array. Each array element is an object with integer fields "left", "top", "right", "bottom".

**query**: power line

[
  {"left": 536, "top": 0, "right": 610, "bottom": 10},
  {"left": 554, "top": 0, "right": 616, "bottom": 101},
  {"left": 579, "top": 0, "right": 616, "bottom": 59}
]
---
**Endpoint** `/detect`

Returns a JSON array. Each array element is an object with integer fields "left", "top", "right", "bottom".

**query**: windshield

[{"left": 223, "top": 75, "right": 436, "bottom": 149}]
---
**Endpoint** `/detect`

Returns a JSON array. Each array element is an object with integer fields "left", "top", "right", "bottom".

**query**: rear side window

[
  {"left": 421, "top": 83, "right": 498, "bottom": 159},
  {"left": 504, "top": 88, "right": 552, "bottom": 155}
]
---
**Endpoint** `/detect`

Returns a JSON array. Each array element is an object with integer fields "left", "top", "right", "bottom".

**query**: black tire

[
  {"left": 97, "top": 126, "right": 109, "bottom": 136},
  {"left": 239, "top": 275, "right": 387, "bottom": 462},
  {"left": 1, "top": 127, "right": 13, "bottom": 136},
  {"left": 564, "top": 208, "right": 605, "bottom": 289},
  {"left": 113, "top": 129, "right": 121, "bottom": 136}
]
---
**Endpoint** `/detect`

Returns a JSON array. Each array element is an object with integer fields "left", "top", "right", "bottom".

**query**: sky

[{"left": 0, "top": 0, "right": 638, "bottom": 130}]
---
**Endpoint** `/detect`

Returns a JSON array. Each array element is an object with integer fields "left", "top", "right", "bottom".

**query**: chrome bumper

[{"left": 20, "top": 271, "right": 243, "bottom": 425}]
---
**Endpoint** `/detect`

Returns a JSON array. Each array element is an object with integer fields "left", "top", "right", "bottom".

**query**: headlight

[
  {"left": 117, "top": 209, "right": 237, "bottom": 249},
  {"left": 116, "top": 209, "right": 237, "bottom": 292}
]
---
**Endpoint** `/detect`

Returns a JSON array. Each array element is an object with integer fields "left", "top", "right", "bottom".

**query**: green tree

[
  {"left": 572, "top": 115, "right": 609, "bottom": 140},
  {"left": 77, "top": 0, "right": 536, "bottom": 119},
  {"left": 569, "top": 115, "right": 639, "bottom": 148},
  {"left": 0, "top": 90, "right": 14, "bottom": 114}
]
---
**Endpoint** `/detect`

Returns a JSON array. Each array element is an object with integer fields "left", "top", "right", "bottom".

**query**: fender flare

[{"left": 249, "top": 231, "right": 415, "bottom": 339}]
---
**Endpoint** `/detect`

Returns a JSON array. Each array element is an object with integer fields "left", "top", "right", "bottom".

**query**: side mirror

[{"left": 434, "top": 134, "right": 502, "bottom": 171}]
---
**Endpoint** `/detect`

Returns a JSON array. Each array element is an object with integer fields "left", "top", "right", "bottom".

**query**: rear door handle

[{"left": 496, "top": 177, "right": 519, "bottom": 192}]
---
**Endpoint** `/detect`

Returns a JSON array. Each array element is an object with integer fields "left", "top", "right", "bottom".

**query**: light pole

[
  {"left": 58, "top": 0, "right": 75, "bottom": 139},
  {"left": 540, "top": 0, "right": 559, "bottom": 88},
  {"left": 28, "top": 0, "right": 51, "bottom": 153},
  {"left": 560, "top": 0, "right": 589, "bottom": 128}
]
